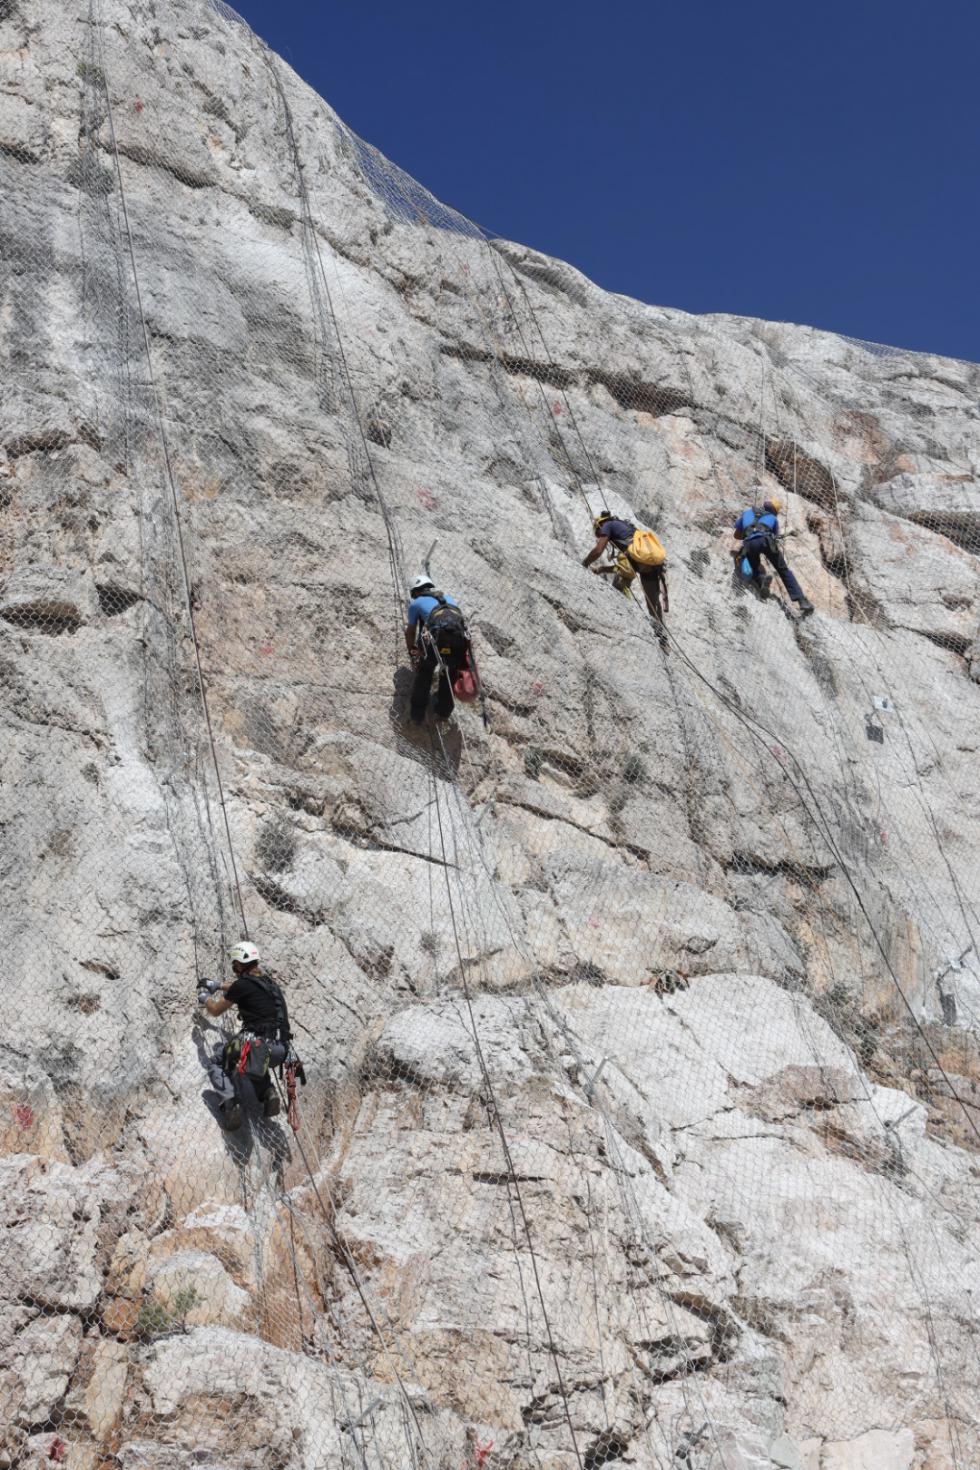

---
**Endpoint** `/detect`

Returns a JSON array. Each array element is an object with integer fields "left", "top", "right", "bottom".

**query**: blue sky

[{"left": 231, "top": 0, "right": 979, "bottom": 362}]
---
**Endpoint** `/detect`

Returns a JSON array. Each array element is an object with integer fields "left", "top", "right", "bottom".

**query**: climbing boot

[
  {"left": 221, "top": 1100, "right": 242, "bottom": 1131},
  {"left": 758, "top": 575, "right": 772, "bottom": 599},
  {"left": 263, "top": 1092, "right": 281, "bottom": 1119},
  {"left": 796, "top": 597, "right": 815, "bottom": 617}
]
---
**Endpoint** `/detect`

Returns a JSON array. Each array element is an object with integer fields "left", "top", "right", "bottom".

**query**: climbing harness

[
  {"left": 419, "top": 593, "right": 469, "bottom": 659},
  {"left": 227, "top": 1033, "right": 273, "bottom": 1081}
]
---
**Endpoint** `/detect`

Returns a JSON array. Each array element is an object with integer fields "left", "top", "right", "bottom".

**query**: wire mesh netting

[{"left": 1, "top": 0, "right": 979, "bottom": 1467}]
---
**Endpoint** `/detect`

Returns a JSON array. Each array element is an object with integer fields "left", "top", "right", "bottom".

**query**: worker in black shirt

[{"left": 198, "top": 941, "right": 292, "bottom": 1130}]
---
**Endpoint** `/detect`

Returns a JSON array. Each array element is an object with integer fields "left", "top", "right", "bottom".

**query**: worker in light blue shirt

[
  {"left": 404, "top": 576, "right": 469, "bottom": 723},
  {"left": 733, "top": 494, "right": 813, "bottom": 615}
]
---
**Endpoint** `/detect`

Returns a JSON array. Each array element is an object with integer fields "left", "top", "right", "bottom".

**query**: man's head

[
  {"left": 593, "top": 511, "right": 613, "bottom": 536},
  {"left": 763, "top": 496, "right": 782, "bottom": 515},
  {"left": 228, "top": 940, "right": 259, "bottom": 976},
  {"left": 409, "top": 574, "right": 434, "bottom": 598}
]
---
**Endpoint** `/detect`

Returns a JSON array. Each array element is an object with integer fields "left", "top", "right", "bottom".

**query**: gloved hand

[
  {"left": 409, "top": 647, "right": 422, "bottom": 666},
  {"left": 197, "top": 977, "right": 220, "bottom": 1005}
]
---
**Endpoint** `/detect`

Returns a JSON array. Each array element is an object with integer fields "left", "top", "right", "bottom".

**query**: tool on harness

[
  {"left": 463, "top": 641, "right": 490, "bottom": 728},
  {"left": 285, "top": 1054, "right": 307, "bottom": 1134},
  {"left": 452, "top": 665, "right": 479, "bottom": 702},
  {"left": 224, "top": 1032, "right": 275, "bottom": 1081}
]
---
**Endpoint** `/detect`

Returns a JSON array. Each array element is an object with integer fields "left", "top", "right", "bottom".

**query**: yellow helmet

[
  {"left": 593, "top": 510, "right": 612, "bottom": 534},
  {"left": 764, "top": 495, "right": 782, "bottom": 514}
]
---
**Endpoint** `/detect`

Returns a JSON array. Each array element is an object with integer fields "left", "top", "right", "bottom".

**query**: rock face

[{"left": 1, "top": 0, "right": 979, "bottom": 1466}]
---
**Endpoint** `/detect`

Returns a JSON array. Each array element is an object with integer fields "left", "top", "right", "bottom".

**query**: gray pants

[{"left": 207, "top": 1036, "right": 284, "bottom": 1106}]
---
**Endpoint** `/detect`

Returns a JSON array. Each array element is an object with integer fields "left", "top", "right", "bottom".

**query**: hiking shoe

[
  {"left": 758, "top": 575, "right": 772, "bottom": 599},
  {"left": 263, "top": 1093, "right": 281, "bottom": 1119},
  {"left": 796, "top": 597, "right": 815, "bottom": 616},
  {"left": 221, "top": 1101, "right": 242, "bottom": 1131}
]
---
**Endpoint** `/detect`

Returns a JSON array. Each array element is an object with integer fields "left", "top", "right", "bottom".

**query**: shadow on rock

[
  {"left": 200, "top": 1084, "right": 294, "bottom": 1176},
  {"left": 388, "top": 666, "right": 463, "bottom": 774}
]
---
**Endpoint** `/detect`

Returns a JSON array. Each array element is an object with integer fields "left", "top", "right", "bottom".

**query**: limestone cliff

[{"left": 1, "top": 2, "right": 979, "bottom": 1468}]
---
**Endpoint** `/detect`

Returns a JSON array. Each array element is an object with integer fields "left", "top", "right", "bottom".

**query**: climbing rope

[{"left": 94, "top": 0, "right": 248, "bottom": 939}]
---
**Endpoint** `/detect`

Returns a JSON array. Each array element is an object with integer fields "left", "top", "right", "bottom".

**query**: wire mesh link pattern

[{"left": 1, "top": 0, "right": 979, "bottom": 1467}]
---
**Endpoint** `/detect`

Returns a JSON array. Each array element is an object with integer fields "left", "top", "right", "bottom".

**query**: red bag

[{"left": 452, "top": 669, "right": 479, "bottom": 703}]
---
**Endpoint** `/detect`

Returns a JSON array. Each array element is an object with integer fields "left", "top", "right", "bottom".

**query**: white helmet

[
  {"left": 228, "top": 941, "right": 259, "bottom": 966},
  {"left": 410, "top": 574, "right": 434, "bottom": 596}
]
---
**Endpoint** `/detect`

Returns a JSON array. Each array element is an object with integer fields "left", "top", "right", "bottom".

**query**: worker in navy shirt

[
  {"left": 405, "top": 575, "right": 470, "bottom": 724},
  {"left": 583, "top": 511, "right": 669, "bottom": 622},
  {"left": 733, "top": 494, "right": 813, "bottom": 615}
]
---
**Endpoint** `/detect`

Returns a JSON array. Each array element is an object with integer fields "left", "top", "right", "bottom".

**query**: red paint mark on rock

[
  {"left": 134, "top": 99, "right": 144, "bottom": 113},
  {"left": 258, "top": 645, "right": 274, "bottom": 656},
  {"left": 588, "top": 915, "right": 600, "bottom": 929},
  {"left": 49, "top": 1439, "right": 67, "bottom": 1463},
  {"left": 416, "top": 487, "right": 438, "bottom": 510},
  {"left": 529, "top": 680, "right": 544, "bottom": 697},
  {"left": 552, "top": 401, "right": 563, "bottom": 416},
  {"left": 15, "top": 1104, "right": 33, "bottom": 1130}
]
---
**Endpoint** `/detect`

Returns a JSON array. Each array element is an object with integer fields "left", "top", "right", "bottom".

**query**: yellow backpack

[{"left": 628, "top": 528, "right": 666, "bottom": 568}]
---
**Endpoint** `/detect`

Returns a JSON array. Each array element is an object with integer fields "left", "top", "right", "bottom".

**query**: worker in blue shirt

[
  {"left": 404, "top": 575, "right": 470, "bottom": 724},
  {"left": 733, "top": 495, "right": 813, "bottom": 615}
]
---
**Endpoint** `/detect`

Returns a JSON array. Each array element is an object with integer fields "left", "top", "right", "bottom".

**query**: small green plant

[
  {"left": 815, "top": 984, "right": 881, "bottom": 1067},
  {"left": 524, "top": 747, "right": 543, "bottom": 781},
  {"left": 136, "top": 1287, "right": 199, "bottom": 1340},
  {"left": 420, "top": 930, "right": 439, "bottom": 957},
  {"left": 76, "top": 60, "right": 105, "bottom": 84},
  {"left": 621, "top": 754, "right": 647, "bottom": 786}
]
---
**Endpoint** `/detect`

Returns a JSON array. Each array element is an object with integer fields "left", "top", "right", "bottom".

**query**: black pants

[
  {"left": 740, "top": 536, "right": 805, "bottom": 602},
  {"left": 410, "top": 644, "right": 467, "bottom": 721},
  {"left": 631, "top": 562, "right": 666, "bottom": 619}
]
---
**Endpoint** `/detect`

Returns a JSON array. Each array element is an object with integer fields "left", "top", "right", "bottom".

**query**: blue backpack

[{"left": 735, "top": 507, "right": 778, "bottom": 543}]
